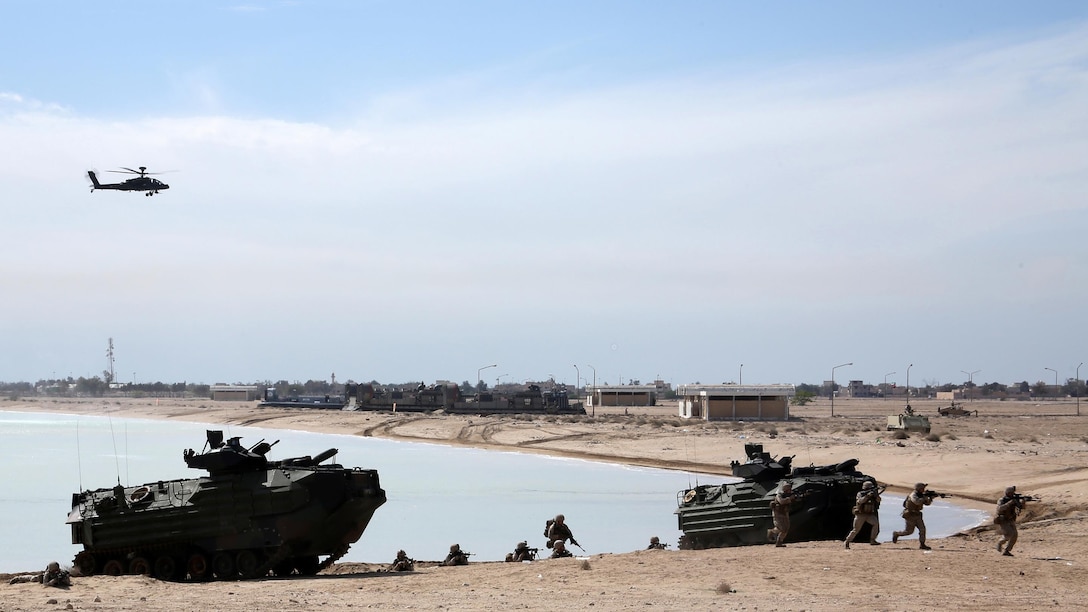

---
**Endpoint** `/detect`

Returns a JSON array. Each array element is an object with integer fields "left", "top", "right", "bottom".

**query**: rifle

[
  {"left": 922, "top": 491, "right": 951, "bottom": 499},
  {"left": 1012, "top": 493, "right": 1038, "bottom": 502}
]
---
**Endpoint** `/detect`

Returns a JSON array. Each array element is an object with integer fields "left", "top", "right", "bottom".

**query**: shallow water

[{"left": 0, "top": 411, "right": 988, "bottom": 572}]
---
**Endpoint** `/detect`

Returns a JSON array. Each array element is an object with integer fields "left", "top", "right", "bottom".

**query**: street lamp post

[
  {"left": 1078, "top": 362, "right": 1084, "bottom": 417},
  {"left": 906, "top": 364, "right": 913, "bottom": 408},
  {"left": 477, "top": 364, "right": 497, "bottom": 390},
  {"left": 586, "top": 364, "right": 596, "bottom": 417},
  {"left": 1045, "top": 367, "right": 1058, "bottom": 398},
  {"left": 573, "top": 364, "right": 580, "bottom": 392},
  {"left": 961, "top": 369, "right": 980, "bottom": 402},
  {"left": 883, "top": 372, "right": 895, "bottom": 401},
  {"left": 830, "top": 362, "right": 852, "bottom": 417},
  {"left": 739, "top": 364, "right": 743, "bottom": 385}
]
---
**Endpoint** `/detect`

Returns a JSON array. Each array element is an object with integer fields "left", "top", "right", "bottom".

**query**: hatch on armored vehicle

[{"left": 68, "top": 430, "right": 386, "bottom": 581}]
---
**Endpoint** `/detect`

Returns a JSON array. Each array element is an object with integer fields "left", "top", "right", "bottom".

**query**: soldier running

[
  {"left": 844, "top": 481, "right": 883, "bottom": 549},
  {"left": 995, "top": 485, "right": 1025, "bottom": 556},
  {"left": 892, "top": 483, "right": 933, "bottom": 550}
]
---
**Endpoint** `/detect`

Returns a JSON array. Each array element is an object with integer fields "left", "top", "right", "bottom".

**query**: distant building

[
  {"left": 210, "top": 385, "right": 261, "bottom": 401},
  {"left": 676, "top": 384, "right": 795, "bottom": 421},
  {"left": 588, "top": 385, "right": 657, "bottom": 407}
]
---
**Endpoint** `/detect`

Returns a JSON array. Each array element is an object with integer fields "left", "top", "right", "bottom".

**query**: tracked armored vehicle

[
  {"left": 675, "top": 444, "right": 875, "bottom": 548},
  {"left": 68, "top": 430, "right": 386, "bottom": 581}
]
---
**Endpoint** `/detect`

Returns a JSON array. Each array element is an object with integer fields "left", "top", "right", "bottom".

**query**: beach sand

[{"left": 2, "top": 396, "right": 1086, "bottom": 610}]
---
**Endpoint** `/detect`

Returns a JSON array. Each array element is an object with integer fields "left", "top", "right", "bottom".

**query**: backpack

[{"left": 544, "top": 519, "right": 554, "bottom": 537}]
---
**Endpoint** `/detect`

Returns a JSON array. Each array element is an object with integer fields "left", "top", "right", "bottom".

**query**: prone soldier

[
  {"left": 390, "top": 549, "right": 414, "bottom": 572},
  {"left": 441, "top": 543, "right": 470, "bottom": 566},
  {"left": 506, "top": 541, "right": 537, "bottom": 562}
]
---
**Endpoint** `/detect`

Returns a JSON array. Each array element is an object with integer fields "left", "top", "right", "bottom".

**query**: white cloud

[{"left": 1, "top": 23, "right": 1086, "bottom": 383}]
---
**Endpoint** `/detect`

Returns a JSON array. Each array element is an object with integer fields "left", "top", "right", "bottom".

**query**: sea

[{"left": 0, "top": 411, "right": 989, "bottom": 572}]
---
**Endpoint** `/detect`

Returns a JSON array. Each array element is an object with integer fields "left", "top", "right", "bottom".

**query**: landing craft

[{"left": 88, "top": 166, "right": 170, "bottom": 196}]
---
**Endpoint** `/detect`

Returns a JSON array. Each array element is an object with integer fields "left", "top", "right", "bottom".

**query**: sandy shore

[{"left": 2, "top": 396, "right": 1087, "bottom": 610}]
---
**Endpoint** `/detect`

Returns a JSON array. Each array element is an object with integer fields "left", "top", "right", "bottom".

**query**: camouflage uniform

[
  {"left": 546, "top": 514, "right": 579, "bottom": 549},
  {"left": 995, "top": 486, "right": 1023, "bottom": 556},
  {"left": 41, "top": 562, "right": 70, "bottom": 588},
  {"left": 647, "top": 536, "right": 666, "bottom": 550},
  {"left": 390, "top": 550, "right": 414, "bottom": 571},
  {"left": 550, "top": 540, "right": 573, "bottom": 558},
  {"left": 844, "top": 481, "right": 881, "bottom": 548},
  {"left": 441, "top": 544, "right": 469, "bottom": 566},
  {"left": 892, "top": 483, "right": 933, "bottom": 549},
  {"left": 767, "top": 484, "right": 802, "bottom": 547},
  {"left": 508, "top": 541, "right": 535, "bottom": 562}
]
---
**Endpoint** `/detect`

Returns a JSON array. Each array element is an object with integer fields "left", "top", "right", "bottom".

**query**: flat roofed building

[
  {"left": 210, "top": 385, "right": 261, "bottom": 401},
  {"left": 677, "top": 384, "right": 795, "bottom": 421},
  {"left": 588, "top": 385, "right": 657, "bottom": 407}
]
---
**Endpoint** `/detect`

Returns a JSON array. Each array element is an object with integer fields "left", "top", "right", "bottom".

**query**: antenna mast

[{"left": 105, "top": 338, "right": 115, "bottom": 385}]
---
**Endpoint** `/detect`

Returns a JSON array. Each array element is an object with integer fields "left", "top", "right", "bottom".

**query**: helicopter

[{"left": 88, "top": 166, "right": 170, "bottom": 196}]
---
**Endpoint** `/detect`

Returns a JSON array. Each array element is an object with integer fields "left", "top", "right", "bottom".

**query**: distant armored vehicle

[
  {"left": 937, "top": 401, "right": 977, "bottom": 417},
  {"left": 675, "top": 444, "right": 877, "bottom": 548},
  {"left": 887, "top": 407, "right": 932, "bottom": 433},
  {"left": 68, "top": 430, "right": 385, "bottom": 581}
]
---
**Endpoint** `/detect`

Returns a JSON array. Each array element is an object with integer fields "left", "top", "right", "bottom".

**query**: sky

[{"left": 1, "top": 1, "right": 1087, "bottom": 389}]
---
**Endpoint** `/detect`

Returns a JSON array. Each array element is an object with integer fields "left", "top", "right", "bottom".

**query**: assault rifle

[
  {"left": 922, "top": 490, "right": 951, "bottom": 499},
  {"left": 1012, "top": 493, "right": 1038, "bottom": 502}
]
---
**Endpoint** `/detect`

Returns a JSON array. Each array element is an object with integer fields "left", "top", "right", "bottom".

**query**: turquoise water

[{"left": 0, "top": 411, "right": 987, "bottom": 572}]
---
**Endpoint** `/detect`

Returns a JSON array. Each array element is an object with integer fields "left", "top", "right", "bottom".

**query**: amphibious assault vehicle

[
  {"left": 675, "top": 444, "right": 875, "bottom": 548},
  {"left": 68, "top": 430, "right": 386, "bottom": 581}
]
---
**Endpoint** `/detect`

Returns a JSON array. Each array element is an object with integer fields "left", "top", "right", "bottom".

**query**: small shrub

[
  {"left": 946, "top": 433, "right": 958, "bottom": 440},
  {"left": 715, "top": 581, "right": 734, "bottom": 594},
  {"left": 925, "top": 433, "right": 941, "bottom": 442},
  {"left": 892, "top": 430, "right": 909, "bottom": 440},
  {"left": 580, "top": 559, "right": 591, "bottom": 570}
]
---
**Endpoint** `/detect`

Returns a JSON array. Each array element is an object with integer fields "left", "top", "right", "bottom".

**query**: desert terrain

[{"left": 2, "top": 395, "right": 1087, "bottom": 611}]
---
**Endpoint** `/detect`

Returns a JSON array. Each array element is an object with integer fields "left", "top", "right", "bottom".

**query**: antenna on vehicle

[
  {"left": 76, "top": 418, "right": 84, "bottom": 492},
  {"left": 107, "top": 412, "right": 121, "bottom": 486}
]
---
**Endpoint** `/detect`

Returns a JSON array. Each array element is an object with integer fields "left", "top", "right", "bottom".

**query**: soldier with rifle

[
  {"left": 995, "top": 485, "right": 1037, "bottom": 557},
  {"left": 546, "top": 514, "right": 582, "bottom": 551},
  {"left": 647, "top": 536, "right": 668, "bottom": 550},
  {"left": 506, "top": 541, "right": 537, "bottom": 562},
  {"left": 844, "top": 480, "right": 885, "bottom": 549},
  {"left": 441, "top": 543, "right": 471, "bottom": 566},
  {"left": 390, "top": 549, "right": 415, "bottom": 571},
  {"left": 892, "top": 482, "right": 949, "bottom": 550},
  {"left": 767, "top": 482, "right": 810, "bottom": 547}
]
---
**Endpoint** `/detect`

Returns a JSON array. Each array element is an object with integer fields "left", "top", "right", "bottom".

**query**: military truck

[{"left": 69, "top": 430, "right": 386, "bottom": 581}]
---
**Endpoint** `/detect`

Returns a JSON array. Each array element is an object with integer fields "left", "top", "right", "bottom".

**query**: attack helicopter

[{"left": 88, "top": 166, "right": 170, "bottom": 196}]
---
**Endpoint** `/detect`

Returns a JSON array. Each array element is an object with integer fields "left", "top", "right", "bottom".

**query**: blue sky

[{"left": 1, "top": 1, "right": 1086, "bottom": 388}]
